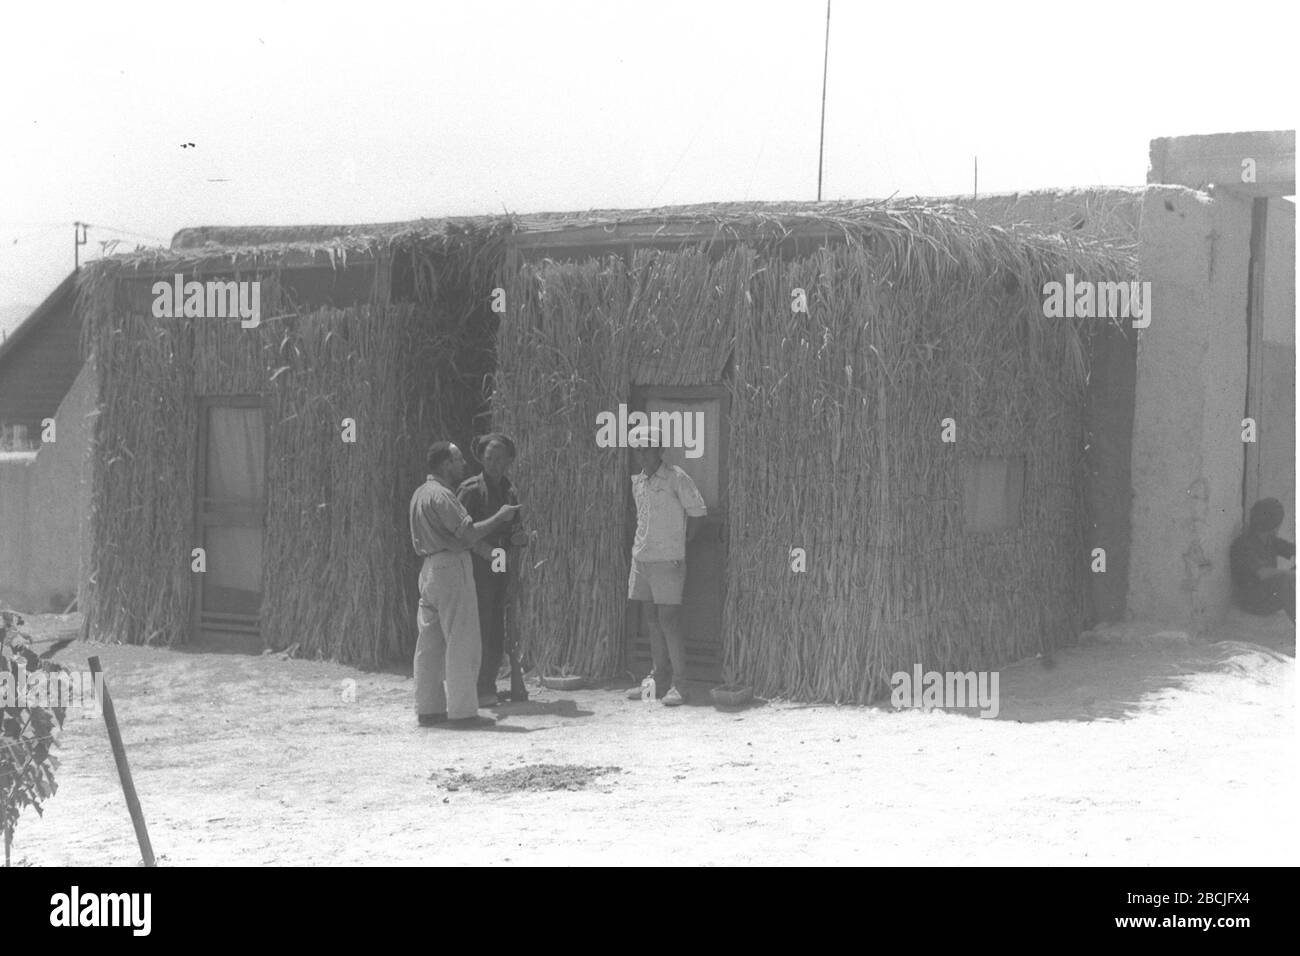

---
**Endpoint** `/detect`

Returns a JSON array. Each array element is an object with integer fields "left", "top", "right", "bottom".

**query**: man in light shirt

[
  {"left": 409, "top": 440, "right": 521, "bottom": 728},
  {"left": 625, "top": 426, "right": 707, "bottom": 706}
]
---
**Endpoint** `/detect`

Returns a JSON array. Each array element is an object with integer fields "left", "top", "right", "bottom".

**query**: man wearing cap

[
  {"left": 1229, "top": 497, "right": 1295, "bottom": 622},
  {"left": 625, "top": 426, "right": 707, "bottom": 706},
  {"left": 458, "top": 432, "right": 529, "bottom": 707},
  {"left": 410, "top": 440, "right": 521, "bottom": 728}
]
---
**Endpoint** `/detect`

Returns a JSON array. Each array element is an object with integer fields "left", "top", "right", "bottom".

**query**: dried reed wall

[
  {"left": 495, "top": 215, "right": 1128, "bottom": 701},
  {"left": 77, "top": 209, "right": 1126, "bottom": 697},
  {"left": 492, "top": 247, "right": 741, "bottom": 678},
  {"left": 78, "top": 231, "right": 501, "bottom": 666}
]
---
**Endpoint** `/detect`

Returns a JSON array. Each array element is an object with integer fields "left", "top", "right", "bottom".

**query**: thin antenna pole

[
  {"left": 73, "top": 221, "right": 88, "bottom": 270},
  {"left": 816, "top": 0, "right": 831, "bottom": 201},
  {"left": 974, "top": 157, "right": 978, "bottom": 199}
]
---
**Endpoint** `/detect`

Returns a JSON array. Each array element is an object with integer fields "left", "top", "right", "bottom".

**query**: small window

[{"left": 962, "top": 457, "right": 1025, "bottom": 533}]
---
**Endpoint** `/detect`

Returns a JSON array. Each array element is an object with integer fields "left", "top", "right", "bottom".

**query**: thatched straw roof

[
  {"left": 76, "top": 190, "right": 1138, "bottom": 684},
  {"left": 490, "top": 202, "right": 1137, "bottom": 696},
  {"left": 81, "top": 192, "right": 1135, "bottom": 279},
  {"left": 169, "top": 219, "right": 477, "bottom": 249}
]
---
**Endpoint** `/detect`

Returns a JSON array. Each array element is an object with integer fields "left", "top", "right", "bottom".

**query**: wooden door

[
  {"left": 627, "top": 386, "right": 729, "bottom": 683},
  {"left": 194, "top": 397, "right": 266, "bottom": 648}
]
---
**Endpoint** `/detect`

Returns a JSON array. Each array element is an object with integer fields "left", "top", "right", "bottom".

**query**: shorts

[{"left": 628, "top": 558, "right": 685, "bottom": 605}]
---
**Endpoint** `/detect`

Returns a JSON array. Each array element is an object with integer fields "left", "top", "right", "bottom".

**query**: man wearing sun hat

[
  {"left": 624, "top": 424, "right": 707, "bottom": 706},
  {"left": 1229, "top": 497, "right": 1295, "bottom": 622}
]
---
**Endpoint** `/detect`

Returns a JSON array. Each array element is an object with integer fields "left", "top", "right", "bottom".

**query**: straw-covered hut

[
  {"left": 75, "top": 199, "right": 1133, "bottom": 704},
  {"left": 494, "top": 200, "right": 1134, "bottom": 702},
  {"left": 77, "top": 218, "right": 508, "bottom": 664}
]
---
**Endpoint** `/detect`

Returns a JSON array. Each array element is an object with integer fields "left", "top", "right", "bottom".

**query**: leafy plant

[{"left": 1, "top": 610, "right": 69, "bottom": 866}]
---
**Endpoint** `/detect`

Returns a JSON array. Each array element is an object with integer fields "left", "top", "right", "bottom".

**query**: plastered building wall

[
  {"left": 960, "top": 188, "right": 1143, "bottom": 625},
  {"left": 1128, "top": 186, "right": 1253, "bottom": 628},
  {"left": 1260, "top": 197, "right": 1295, "bottom": 541},
  {"left": 0, "top": 451, "right": 36, "bottom": 607},
  {"left": 0, "top": 359, "right": 95, "bottom": 612}
]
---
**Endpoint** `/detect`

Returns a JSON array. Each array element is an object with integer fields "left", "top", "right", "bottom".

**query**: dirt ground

[{"left": 10, "top": 610, "right": 1297, "bottom": 866}]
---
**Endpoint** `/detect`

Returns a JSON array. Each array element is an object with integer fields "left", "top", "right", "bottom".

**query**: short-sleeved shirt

[
  {"left": 631, "top": 462, "right": 707, "bottom": 562},
  {"left": 1229, "top": 531, "right": 1295, "bottom": 591},
  {"left": 409, "top": 474, "right": 472, "bottom": 556},
  {"left": 457, "top": 472, "right": 523, "bottom": 565}
]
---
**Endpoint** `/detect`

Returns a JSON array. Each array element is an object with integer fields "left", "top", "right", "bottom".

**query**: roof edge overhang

[{"left": 0, "top": 271, "right": 78, "bottom": 369}]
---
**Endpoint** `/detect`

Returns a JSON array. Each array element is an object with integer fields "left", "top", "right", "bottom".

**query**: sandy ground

[{"left": 9, "top": 610, "right": 1297, "bottom": 866}]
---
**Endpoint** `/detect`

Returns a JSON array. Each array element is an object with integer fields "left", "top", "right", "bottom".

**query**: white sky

[{"left": 1, "top": 0, "right": 1295, "bottom": 330}]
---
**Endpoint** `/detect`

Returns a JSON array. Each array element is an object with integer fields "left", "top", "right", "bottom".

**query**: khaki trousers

[{"left": 415, "top": 550, "right": 482, "bottom": 719}]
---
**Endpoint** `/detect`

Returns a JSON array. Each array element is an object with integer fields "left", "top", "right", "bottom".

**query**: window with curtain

[
  {"left": 206, "top": 406, "right": 265, "bottom": 504},
  {"left": 201, "top": 404, "right": 265, "bottom": 618},
  {"left": 962, "top": 456, "right": 1025, "bottom": 533}
]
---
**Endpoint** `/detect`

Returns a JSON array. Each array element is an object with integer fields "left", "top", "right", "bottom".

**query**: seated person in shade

[{"left": 1229, "top": 497, "right": 1295, "bottom": 622}]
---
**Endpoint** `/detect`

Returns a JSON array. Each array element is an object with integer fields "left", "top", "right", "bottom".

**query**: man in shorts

[{"left": 625, "top": 426, "right": 707, "bottom": 706}]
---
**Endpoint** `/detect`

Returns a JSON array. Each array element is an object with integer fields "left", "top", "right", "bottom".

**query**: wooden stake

[{"left": 87, "top": 656, "right": 155, "bottom": 866}]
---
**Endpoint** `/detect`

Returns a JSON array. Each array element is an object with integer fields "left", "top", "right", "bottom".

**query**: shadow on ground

[
  {"left": 981, "top": 610, "right": 1293, "bottom": 725},
  {"left": 605, "top": 679, "right": 771, "bottom": 711},
  {"left": 489, "top": 698, "right": 594, "bottom": 719},
  {"left": 20, "top": 610, "right": 1292, "bottom": 730}
]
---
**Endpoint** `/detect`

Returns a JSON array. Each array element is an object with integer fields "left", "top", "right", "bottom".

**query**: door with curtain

[
  {"left": 195, "top": 398, "right": 266, "bottom": 647},
  {"left": 626, "top": 386, "right": 729, "bottom": 683}
]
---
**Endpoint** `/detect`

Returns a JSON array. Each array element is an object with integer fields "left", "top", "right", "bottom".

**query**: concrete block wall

[
  {"left": 0, "top": 359, "right": 95, "bottom": 612},
  {"left": 1128, "top": 186, "right": 1253, "bottom": 629},
  {"left": 1260, "top": 197, "right": 1295, "bottom": 542},
  {"left": 0, "top": 451, "right": 37, "bottom": 607}
]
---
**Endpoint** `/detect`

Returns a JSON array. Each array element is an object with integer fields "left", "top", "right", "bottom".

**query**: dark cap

[
  {"left": 1249, "top": 497, "right": 1285, "bottom": 533},
  {"left": 473, "top": 432, "right": 517, "bottom": 461}
]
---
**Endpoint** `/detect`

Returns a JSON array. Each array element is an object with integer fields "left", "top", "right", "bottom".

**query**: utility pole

[
  {"left": 816, "top": 0, "right": 831, "bottom": 201},
  {"left": 73, "top": 222, "right": 88, "bottom": 271}
]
